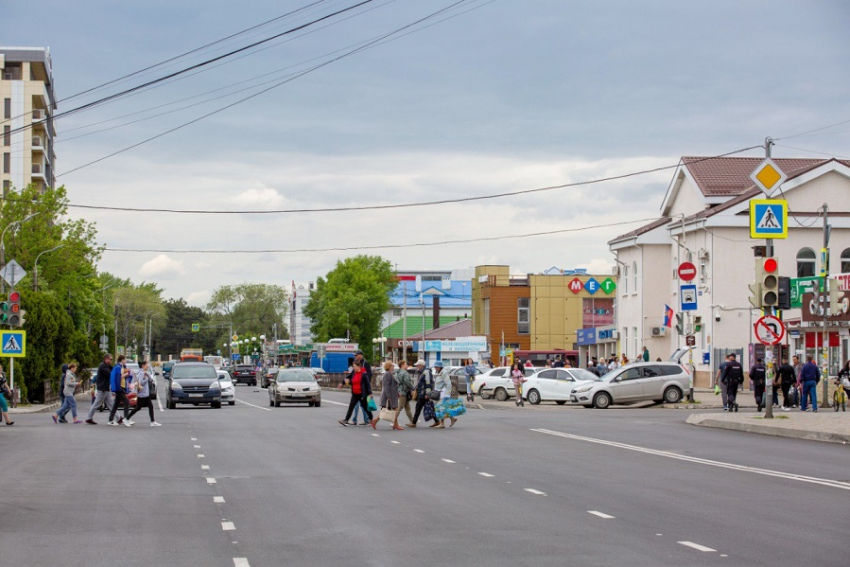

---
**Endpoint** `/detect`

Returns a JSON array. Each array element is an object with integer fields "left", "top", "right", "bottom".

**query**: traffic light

[
  {"left": 675, "top": 313, "right": 684, "bottom": 336},
  {"left": 777, "top": 277, "right": 791, "bottom": 310},
  {"left": 829, "top": 283, "right": 842, "bottom": 314},
  {"left": 760, "top": 258, "right": 779, "bottom": 307},
  {"left": 0, "top": 300, "right": 8, "bottom": 324},
  {"left": 8, "top": 291, "right": 21, "bottom": 327},
  {"left": 693, "top": 316, "right": 703, "bottom": 333}
]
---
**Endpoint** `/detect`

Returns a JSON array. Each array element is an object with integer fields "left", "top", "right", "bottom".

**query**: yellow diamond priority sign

[{"left": 750, "top": 158, "right": 788, "bottom": 197}]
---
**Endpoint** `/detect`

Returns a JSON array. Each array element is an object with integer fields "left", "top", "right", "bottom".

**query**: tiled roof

[
  {"left": 609, "top": 216, "right": 670, "bottom": 244},
  {"left": 421, "top": 318, "right": 473, "bottom": 340},
  {"left": 383, "top": 316, "right": 464, "bottom": 339},
  {"left": 681, "top": 156, "right": 841, "bottom": 197}
]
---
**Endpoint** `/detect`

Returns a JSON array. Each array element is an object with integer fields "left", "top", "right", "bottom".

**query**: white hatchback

[
  {"left": 478, "top": 366, "right": 536, "bottom": 401},
  {"left": 217, "top": 370, "right": 236, "bottom": 405},
  {"left": 522, "top": 367, "right": 602, "bottom": 405}
]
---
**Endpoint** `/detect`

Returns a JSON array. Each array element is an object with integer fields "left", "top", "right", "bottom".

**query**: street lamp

[
  {"left": 372, "top": 336, "right": 388, "bottom": 361},
  {"left": 33, "top": 243, "right": 65, "bottom": 291},
  {"left": 1, "top": 211, "right": 41, "bottom": 294}
]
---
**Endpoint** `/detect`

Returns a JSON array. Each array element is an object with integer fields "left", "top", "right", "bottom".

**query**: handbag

[
  {"left": 429, "top": 390, "right": 441, "bottom": 402},
  {"left": 366, "top": 396, "right": 377, "bottom": 412},
  {"left": 423, "top": 400, "right": 436, "bottom": 422},
  {"left": 379, "top": 405, "right": 397, "bottom": 422}
]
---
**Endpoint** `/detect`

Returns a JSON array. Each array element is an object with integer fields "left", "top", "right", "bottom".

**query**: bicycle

[{"left": 833, "top": 378, "right": 847, "bottom": 412}]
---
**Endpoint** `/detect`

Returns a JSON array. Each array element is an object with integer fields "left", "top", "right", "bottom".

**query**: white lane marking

[
  {"left": 525, "top": 488, "right": 546, "bottom": 496},
  {"left": 202, "top": 465, "right": 210, "bottom": 470},
  {"left": 414, "top": 449, "right": 425, "bottom": 453},
  {"left": 198, "top": 454, "right": 205, "bottom": 458},
  {"left": 588, "top": 511, "right": 615, "bottom": 519},
  {"left": 236, "top": 399, "right": 272, "bottom": 411},
  {"left": 206, "top": 478, "right": 217, "bottom": 484},
  {"left": 194, "top": 445, "right": 201, "bottom": 449},
  {"left": 214, "top": 496, "right": 225, "bottom": 503},
  {"left": 720, "top": 554, "right": 728, "bottom": 557},
  {"left": 222, "top": 521, "right": 235, "bottom": 531},
  {"left": 678, "top": 541, "right": 716, "bottom": 553},
  {"left": 442, "top": 459, "right": 455, "bottom": 463},
  {"left": 233, "top": 559, "right": 250, "bottom": 567},
  {"left": 372, "top": 433, "right": 380, "bottom": 437},
  {"left": 324, "top": 400, "right": 348, "bottom": 407},
  {"left": 531, "top": 429, "right": 850, "bottom": 492},
  {"left": 478, "top": 472, "right": 494, "bottom": 477},
  {"left": 191, "top": 438, "right": 197, "bottom": 441},
  {"left": 157, "top": 396, "right": 163, "bottom": 412},
  {"left": 391, "top": 440, "right": 400, "bottom": 444}
]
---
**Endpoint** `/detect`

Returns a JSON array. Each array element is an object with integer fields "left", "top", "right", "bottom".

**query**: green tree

[
  {"left": 304, "top": 255, "right": 396, "bottom": 347},
  {"left": 158, "top": 298, "right": 217, "bottom": 357},
  {"left": 113, "top": 284, "right": 166, "bottom": 359},
  {"left": 206, "top": 283, "right": 289, "bottom": 344}
]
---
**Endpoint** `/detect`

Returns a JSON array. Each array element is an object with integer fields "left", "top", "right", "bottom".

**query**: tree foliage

[
  {"left": 15, "top": 291, "right": 74, "bottom": 402},
  {"left": 206, "top": 283, "right": 289, "bottom": 344},
  {"left": 304, "top": 255, "right": 396, "bottom": 347},
  {"left": 113, "top": 283, "right": 166, "bottom": 355},
  {"left": 157, "top": 298, "right": 218, "bottom": 356}
]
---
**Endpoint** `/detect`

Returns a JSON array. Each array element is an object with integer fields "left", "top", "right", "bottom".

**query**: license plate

[
  {"left": 189, "top": 393, "right": 203, "bottom": 398},
  {"left": 291, "top": 393, "right": 305, "bottom": 398}
]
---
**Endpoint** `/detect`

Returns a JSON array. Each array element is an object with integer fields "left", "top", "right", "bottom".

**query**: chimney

[{"left": 432, "top": 296, "right": 441, "bottom": 330}]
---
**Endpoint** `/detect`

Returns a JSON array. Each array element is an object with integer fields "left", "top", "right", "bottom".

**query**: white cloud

[
  {"left": 575, "top": 258, "right": 616, "bottom": 276},
  {"left": 186, "top": 290, "right": 211, "bottom": 307},
  {"left": 138, "top": 254, "right": 185, "bottom": 279},
  {"left": 226, "top": 185, "right": 288, "bottom": 208}
]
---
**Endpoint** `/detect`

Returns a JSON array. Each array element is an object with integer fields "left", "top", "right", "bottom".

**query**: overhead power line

[{"left": 102, "top": 217, "right": 661, "bottom": 254}]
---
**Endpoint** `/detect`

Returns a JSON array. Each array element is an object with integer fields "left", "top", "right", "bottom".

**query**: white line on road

[
  {"left": 235, "top": 399, "right": 272, "bottom": 411},
  {"left": 678, "top": 541, "right": 716, "bottom": 552},
  {"left": 214, "top": 496, "right": 225, "bottom": 503},
  {"left": 201, "top": 465, "right": 210, "bottom": 470},
  {"left": 194, "top": 445, "right": 201, "bottom": 449},
  {"left": 198, "top": 454, "right": 205, "bottom": 458},
  {"left": 191, "top": 438, "right": 197, "bottom": 441},
  {"left": 372, "top": 433, "right": 380, "bottom": 437},
  {"left": 478, "top": 472, "right": 494, "bottom": 477},
  {"left": 233, "top": 559, "right": 250, "bottom": 567},
  {"left": 525, "top": 488, "right": 546, "bottom": 495},
  {"left": 324, "top": 400, "right": 348, "bottom": 407},
  {"left": 222, "top": 521, "right": 236, "bottom": 531},
  {"left": 206, "top": 478, "right": 217, "bottom": 484},
  {"left": 414, "top": 449, "right": 425, "bottom": 453},
  {"left": 588, "top": 511, "right": 615, "bottom": 519},
  {"left": 442, "top": 459, "right": 456, "bottom": 463},
  {"left": 391, "top": 440, "right": 400, "bottom": 444},
  {"left": 531, "top": 428, "right": 850, "bottom": 492}
]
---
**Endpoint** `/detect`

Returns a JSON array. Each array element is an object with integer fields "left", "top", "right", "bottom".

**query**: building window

[
  {"left": 3, "top": 126, "right": 8, "bottom": 146},
  {"left": 633, "top": 327, "right": 638, "bottom": 359},
  {"left": 632, "top": 261, "right": 638, "bottom": 294},
  {"left": 518, "top": 298, "right": 530, "bottom": 334},
  {"left": 3, "top": 99, "right": 10, "bottom": 120},
  {"left": 2, "top": 180, "right": 8, "bottom": 198},
  {"left": 622, "top": 327, "right": 628, "bottom": 357},
  {"left": 841, "top": 248, "right": 850, "bottom": 274},
  {"left": 623, "top": 266, "right": 629, "bottom": 294},
  {"left": 483, "top": 298, "right": 490, "bottom": 335},
  {"left": 796, "top": 248, "right": 816, "bottom": 277},
  {"left": 3, "top": 152, "right": 9, "bottom": 174},
  {"left": 392, "top": 308, "right": 402, "bottom": 317}
]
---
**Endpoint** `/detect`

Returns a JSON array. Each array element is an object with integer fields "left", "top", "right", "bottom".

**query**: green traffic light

[{"left": 0, "top": 301, "right": 8, "bottom": 312}]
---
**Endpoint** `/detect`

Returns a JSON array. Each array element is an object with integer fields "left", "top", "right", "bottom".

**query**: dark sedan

[{"left": 230, "top": 364, "right": 257, "bottom": 386}]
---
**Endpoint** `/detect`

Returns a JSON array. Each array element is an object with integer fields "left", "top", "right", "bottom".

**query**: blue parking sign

[{"left": 680, "top": 285, "right": 697, "bottom": 312}]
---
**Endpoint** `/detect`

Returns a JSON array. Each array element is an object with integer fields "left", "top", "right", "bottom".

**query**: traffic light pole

[
  {"left": 821, "top": 203, "right": 831, "bottom": 407},
  {"left": 764, "top": 140, "right": 775, "bottom": 419}
]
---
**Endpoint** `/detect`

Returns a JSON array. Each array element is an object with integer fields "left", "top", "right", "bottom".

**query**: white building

[
  {"left": 609, "top": 155, "right": 850, "bottom": 387},
  {"left": 289, "top": 282, "right": 314, "bottom": 346}
]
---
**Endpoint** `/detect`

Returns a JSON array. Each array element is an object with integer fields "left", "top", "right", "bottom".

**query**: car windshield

[
  {"left": 235, "top": 365, "right": 253, "bottom": 371},
  {"left": 218, "top": 373, "right": 231, "bottom": 381},
  {"left": 571, "top": 369, "right": 602, "bottom": 382},
  {"left": 277, "top": 370, "right": 317, "bottom": 383},
  {"left": 172, "top": 365, "right": 217, "bottom": 379}
]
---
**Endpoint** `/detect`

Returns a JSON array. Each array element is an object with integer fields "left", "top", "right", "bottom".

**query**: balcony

[
  {"left": 31, "top": 163, "right": 45, "bottom": 178},
  {"left": 32, "top": 109, "right": 46, "bottom": 121},
  {"left": 32, "top": 136, "right": 44, "bottom": 152}
]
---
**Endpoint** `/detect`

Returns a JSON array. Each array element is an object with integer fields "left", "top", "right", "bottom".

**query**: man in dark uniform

[
  {"left": 777, "top": 357, "right": 797, "bottom": 411},
  {"left": 721, "top": 353, "right": 744, "bottom": 412},
  {"left": 749, "top": 357, "right": 767, "bottom": 412}
]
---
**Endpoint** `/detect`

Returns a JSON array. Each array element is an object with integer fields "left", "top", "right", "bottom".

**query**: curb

[
  {"left": 686, "top": 414, "right": 850, "bottom": 444},
  {"left": 9, "top": 393, "right": 90, "bottom": 414}
]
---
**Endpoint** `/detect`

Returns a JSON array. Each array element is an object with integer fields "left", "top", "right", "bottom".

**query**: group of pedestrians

[
  {"left": 717, "top": 353, "right": 822, "bottom": 412},
  {"left": 338, "top": 352, "right": 466, "bottom": 430}
]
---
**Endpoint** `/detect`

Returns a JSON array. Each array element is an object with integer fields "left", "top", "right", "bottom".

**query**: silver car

[
  {"left": 570, "top": 362, "right": 688, "bottom": 409},
  {"left": 268, "top": 368, "right": 322, "bottom": 407}
]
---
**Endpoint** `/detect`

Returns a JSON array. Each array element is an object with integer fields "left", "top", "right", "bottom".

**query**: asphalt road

[{"left": 1, "top": 385, "right": 848, "bottom": 567}]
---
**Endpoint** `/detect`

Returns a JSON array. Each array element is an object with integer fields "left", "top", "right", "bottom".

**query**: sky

[{"left": 6, "top": 0, "right": 850, "bottom": 306}]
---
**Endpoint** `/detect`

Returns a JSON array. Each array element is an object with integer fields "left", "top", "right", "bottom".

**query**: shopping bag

[
  {"left": 423, "top": 400, "right": 436, "bottom": 422},
  {"left": 379, "top": 406, "right": 397, "bottom": 422},
  {"left": 714, "top": 384, "right": 721, "bottom": 396},
  {"left": 366, "top": 396, "right": 377, "bottom": 412}
]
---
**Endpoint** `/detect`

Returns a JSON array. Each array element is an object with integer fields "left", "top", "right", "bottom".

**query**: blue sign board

[
  {"left": 680, "top": 284, "right": 698, "bottom": 312},
  {"left": 576, "top": 328, "right": 597, "bottom": 346}
]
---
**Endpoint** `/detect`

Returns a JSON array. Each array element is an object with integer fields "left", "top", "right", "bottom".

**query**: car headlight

[
  {"left": 171, "top": 382, "right": 183, "bottom": 390},
  {"left": 574, "top": 385, "right": 594, "bottom": 393}
]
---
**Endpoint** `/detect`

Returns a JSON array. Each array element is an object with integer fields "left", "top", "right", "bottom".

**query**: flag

[{"left": 664, "top": 305, "right": 674, "bottom": 328}]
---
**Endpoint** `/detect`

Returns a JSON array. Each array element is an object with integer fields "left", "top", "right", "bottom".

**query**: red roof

[{"left": 681, "top": 156, "right": 837, "bottom": 197}]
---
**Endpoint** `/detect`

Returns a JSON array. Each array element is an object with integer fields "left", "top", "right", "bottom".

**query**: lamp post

[
  {"left": 372, "top": 336, "right": 387, "bottom": 361},
  {"left": 33, "top": 243, "right": 65, "bottom": 291},
  {"left": 1, "top": 212, "right": 40, "bottom": 294}
]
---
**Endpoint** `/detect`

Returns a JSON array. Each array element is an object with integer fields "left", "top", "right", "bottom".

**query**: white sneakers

[
  {"left": 107, "top": 421, "right": 118, "bottom": 426},
  {"left": 127, "top": 420, "right": 136, "bottom": 426},
  {"left": 150, "top": 422, "right": 162, "bottom": 427},
  {"left": 109, "top": 419, "right": 160, "bottom": 427},
  {"left": 124, "top": 421, "right": 132, "bottom": 427}
]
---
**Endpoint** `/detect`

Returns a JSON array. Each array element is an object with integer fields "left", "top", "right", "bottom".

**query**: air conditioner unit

[{"left": 650, "top": 326, "right": 667, "bottom": 338}]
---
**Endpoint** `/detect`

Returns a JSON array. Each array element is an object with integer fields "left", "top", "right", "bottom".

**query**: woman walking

[
  {"left": 53, "top": 363, "right": 82, "bottom": 424},
  {"left": 432, "top": 360, "right": 466, "bottom": 428},
  {"left": 464, "top": 358, "right": 477, "bottom": 402},
  {"left": 511, "top": 361, "right": 527, "bottom": 407},
  {"left": 372, "top": 361, "right": 403, "bottom": 430},
  {"left": 339, "top": 361, "right": 372, "bottom": 426},
  {"left": 126, "top": 361, "right": 161, "bottom": 427},
  {"left": 0, "top": 373, "right": 13, "bottom": 426}
]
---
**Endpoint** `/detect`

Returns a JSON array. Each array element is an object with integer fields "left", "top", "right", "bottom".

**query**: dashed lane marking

[
  {"left": 372, "top": 433, "right": 380, "bottom": 437},
  {"left": 324, "top": 400, "right": 348, "bottom": 407},
  {"left": 442, "top": 459, "right": 456, "bottom": 463},
  {"left": 524, "top": 488, "right": 546, "bottom": 496},
  {"left": 588, "top": 511, "right": 615, "bottom": 519},
  {"left": 531, "top": 428, "right": 850, "bottom": 492},
  {"left": 414, "top": 449, "right": 425, "bottom": 453},
  {"left": 214, "top": 497, "right": 225, "bottom": 503},
  {"left": 194, "top": 445, "right": 201, "bottom": 449},
  {"left": 235, "top": 399, "right": 272, "bottom": 412},
  {"left": 478, "top": 472, "right": 494, "bottom": 478},
  {"left": 206, "top": 478, "right": 217, "bottom": 484},
  {"left": 198, "top": 454, "right": 205, "bottom": 458},
  {"left": 222, "top": 521, "right": 236, "bottom": 531},
  {"left": 202, "top": 465, "right": 210, "bottom": 470},
  {"left": 233, "top": 559, "right": 250, "bottom": 567},
  {"left": 191, "top": 438, "right": 197, "bottom": 441},
  {"left": 391, "top": 440, "right": 400, "bottom": 444},
  {"left": 678, "top": 541, "right": 716, "bottom": 553}
]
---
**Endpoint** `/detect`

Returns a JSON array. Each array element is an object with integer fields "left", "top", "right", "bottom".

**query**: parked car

[
  {"left": 261, "top": 367, "right": 279, "bottom": 389},
  {"left": 570, "top": 362, "right": 688, "bottom": 409},
  {"left": 231, "top": 364, "right": 257, "bottom": 386},
  {"left": 268, "top": 368, "right": 321, "bottom": 407},
  {"left": 217, "top": 370, "right": 236, "bottom": 405},
  {"left": 522, "top": 367, "right": 601, "bottom": 405},
  {"left": 478, "top": 366, "right": 536, "bottom": 401},
  {"left": 446, "top": 365, "right": 487, "bottom": 394},
  {"left": 165, "top": 362, "right": 222, "bottom": 409}
]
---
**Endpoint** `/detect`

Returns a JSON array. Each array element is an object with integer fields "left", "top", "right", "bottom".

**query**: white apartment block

[
  {"left": 290, "top": 282, "right": 314, "bottom": 346},
  {"left": 1, "top": 46, "right": 57, "bottom": 194},
  {"left": 610, "top": 155, "right": 850, "bottom": 387}
]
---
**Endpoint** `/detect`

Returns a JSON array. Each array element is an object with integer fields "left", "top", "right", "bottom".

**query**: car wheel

[
  {"left": 229, "top": 401, "right": 235, "bottom": 406},
  {"left": 269, "top": 397, "right": 274, "bottom": 407},
  {"left": 274, "top": 400, "right": 281, "bottom": 407},
  {"left": 527, "top": 389, "right": 541, "bottom": 405},
  {"left": 556, "top": 400, "right": 567, "bottom": 405},
  {"left": 494, "top": 387, "right": 508, "bottom": 402},
  {"left": 663, "top": 386, "right": 683, "bottom": 404},
  {"left": 593, "top": 392, "right": 612, "bottom": 409},
  {"left": 314, "top": 400, "right": 321, "bottom": 407},
  {"left": 212, "top": 402, "right": 221, "bottom": 409},
  {"left": 478, "top": 386, "right": 491, "bottom": 400}
]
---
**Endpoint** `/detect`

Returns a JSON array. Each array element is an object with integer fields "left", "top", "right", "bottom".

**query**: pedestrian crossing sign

[
  {"left": 750, "top": 199, "right": 787, "bottom": 239},
  {"left": 0, "top": 330, "right": 26, "bottom": 357}
]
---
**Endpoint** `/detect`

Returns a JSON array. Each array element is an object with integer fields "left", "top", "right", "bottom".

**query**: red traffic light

[
  {"left": 763, "top": 258, "right": 778, "bottom": 273},
  {"left": 8, "top": 291, "right": 20, "bottom": 302}
]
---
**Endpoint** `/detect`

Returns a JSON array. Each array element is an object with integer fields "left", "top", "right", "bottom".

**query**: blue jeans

[
  {"left": 801, "top": 380, "right": 818, "bottom": 411},
  {"left": 351, "top": 400, "right": 363, "bottom": 423},
  {"left": 57, "top": 395, "right": 77, "bottom": 419}
]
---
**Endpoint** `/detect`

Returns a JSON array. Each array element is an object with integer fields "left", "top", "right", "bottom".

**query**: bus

[
  {"left": 180, "top": 348, "right": 203, "bottom": 362},
  {"left": 513, "top": 350, "right": 578, "bottom": 368}
]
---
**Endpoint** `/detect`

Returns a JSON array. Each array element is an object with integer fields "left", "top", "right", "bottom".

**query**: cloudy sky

[{"left": 7, "top": 0, "right": 850, "bottom": 305}]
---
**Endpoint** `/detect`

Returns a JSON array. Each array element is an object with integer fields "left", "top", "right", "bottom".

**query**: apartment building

[
  {"left": 290, "top": 282, "right": 315, "bottom": 346},
  {"left": 1, "top": 46, "right": 57, "bottom": 195}
]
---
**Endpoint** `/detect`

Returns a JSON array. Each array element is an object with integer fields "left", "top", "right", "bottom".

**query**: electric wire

[{"left": 774, "top": 117, "right": 850, "bottom": 142}]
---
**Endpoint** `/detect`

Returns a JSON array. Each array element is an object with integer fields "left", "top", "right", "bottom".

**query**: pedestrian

[
  {"left": 524, "top": 359, "right": 534, "bottom": 368},
  {"left": 621, "top": 354, "right": 629, "bottom": 366},
  {"left": 553, "top": 357, "right": 565, "bottom": 368},
  {"left": 395, "top": 360, "right": 415, "bottom": 427},
  {"left": 792, "top": 355, "right": 802, "bottom": 406},
  {"left": 371, "top": 361, "right": 403, "bottom": 430},
  {"left": 108, "top": 355, "right": 132, "bottom": 427},
  {"left": 749, "top": 357, "right": 767, "bottom": 412},
  {"left": 596, "top": 358, "right": 608, "bottom": 375},
  {"left": 429, "top": 361, "right": 450, "bottom": 428},
  {"left": 587, "top": 361, "right": 600, "bottom": 377},
  {"left": 463, "top": 358, "right": 477, "bottom": 402},
  {"left": 125, "top": 361, "right": 161, "bottom": 426},
  {"left": 338, "top": 360, "right": 373, "bottom": 426},
  {"left": 777, "top": 357, "right": 797, "bottom": 411},
  {"left": 409, "top": 360, "right": 434, "bottom": 428},
  {"left": 799, "top": 355, "right": 820, "bottom": 412},
  {"left": 349, "top": 390, "right": 367, "bottom": 426},
  {"left": 715, "top": 354, "right": 731, "bottom": 410},
  {"left": 510, "top": 361, "right": 527, "bottom": 407},
  {"left": 57, "top": 363, "right": 69, "bottom": 416},
  {"left": 0, "top": 367, "right": 14, "bottom": 425},
  {"left": 353, "top": 349, "right": 373, "bottom": 383},
  {"left": 642, "top": 346, "right": 650, "bottom": 362},
  {"left": 608, "top": 357, "right": 618, "bottom": 372},
  {"left": 432, "top": 360, "right": 463, "bottom": 428},
  {"left": 721, "top": 353, "right": 744, "bottom": 412},
  {"left": 53, "top": 363, "right": 82, "bottom": 424},
  {"left": 86, "top": 354, "right": 114, "bottom": 425}
]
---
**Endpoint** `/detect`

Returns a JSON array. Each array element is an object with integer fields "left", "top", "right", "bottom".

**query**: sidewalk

[
  {"left": 687, "top": 410, "right": 850, "bottom": 444},
  {"left": 663, "top": 387, "right": 762, "bottom": 409},
  {"left": 8, "top": 392, "right": 89, "bottom": 414}
]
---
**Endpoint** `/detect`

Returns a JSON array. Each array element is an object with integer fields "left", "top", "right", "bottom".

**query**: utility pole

[
  {"left": 402, "top": 280, "right": 408, "bottom": 363},
  {"left": 821, "top": 203, "right": 831, "bottom": 407},
  {"left": 764, "top": 139, "right": 775, "bottom": 419}
]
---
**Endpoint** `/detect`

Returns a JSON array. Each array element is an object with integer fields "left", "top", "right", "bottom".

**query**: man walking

[
  {"left": 108, "top": 355, "right": 132, "bottom": 426},
  {"left": 86, "top": 354, "right": 114, "bottom": 424},
  {"left": 409, "top": 360, "right": 433, "bottom": 428},
  {"left": 395, "top": 360, "right": 415, "bottom": 427},
  {"left": 799, "top": 355, "right": 820, "bottom": 412},
  {"left": 777, "top": 357, "right": 797, "bottom": 411},
  {"left": 721, "top": 353, "right": 744, "bottom": 412},
  {"left": 715, "top": 354, "right": 731, "bottom": 410},
  {"left": 749, "top": 357, "right": 767, "bottom": 412}
]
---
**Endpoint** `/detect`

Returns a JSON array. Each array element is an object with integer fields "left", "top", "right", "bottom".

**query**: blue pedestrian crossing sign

[
  {"left": 750, "top": 199, "right": 787, "bottom": 239},
  {"left": 0, "top": 330, "right": 26, "bottom": 357}
]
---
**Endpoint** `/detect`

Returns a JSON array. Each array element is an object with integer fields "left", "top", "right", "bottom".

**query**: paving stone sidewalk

[{"left": 687, "top": 410, "right": 850, "bottom": 444}]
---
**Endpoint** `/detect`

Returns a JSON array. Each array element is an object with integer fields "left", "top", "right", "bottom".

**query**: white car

[
  {"left": 570, "top": 362, "right": 689, "bottom": 409},
  {"left": 477, "top": 366, "right": 536, "bottom": 401},
  {"left": 522, "top": 367, "right": 601, "bottom": 405},
  {"left": 217, "top": 370, "right": 236, "bottom": 405}
]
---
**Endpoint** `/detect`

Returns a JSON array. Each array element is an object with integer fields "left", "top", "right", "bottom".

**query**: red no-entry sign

[{"left": 678, "top": 262, "right": 697, "bottom": 281}]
